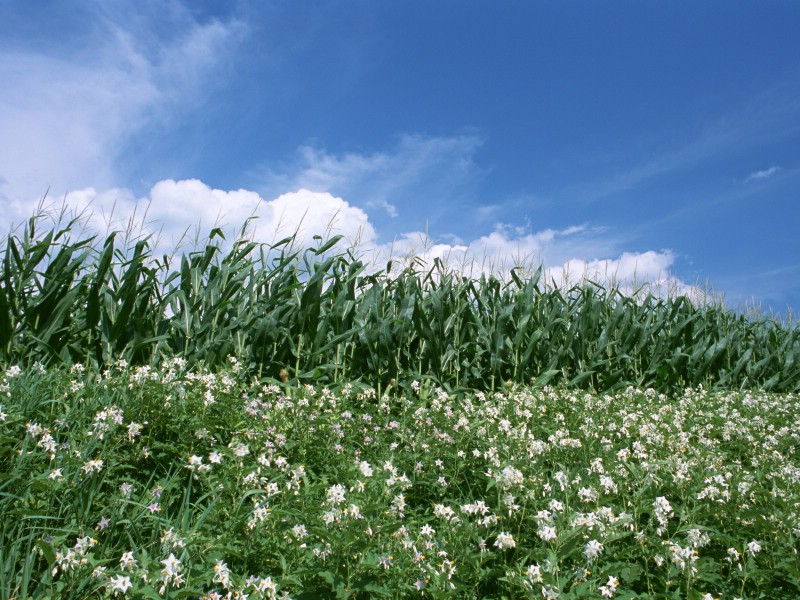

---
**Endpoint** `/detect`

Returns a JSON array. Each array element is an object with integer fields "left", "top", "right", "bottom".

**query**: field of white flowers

[{"left": 2, "top": 360, "right": 799, "bottom": 599}]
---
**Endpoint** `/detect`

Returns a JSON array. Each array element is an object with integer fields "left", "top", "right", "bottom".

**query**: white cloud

[
  {"left": 12, "top": 178, "right": 695, "bottom": 301},
  {"left": 374, "top": 221, "right": 686, "bottom": 295},
  {"left": 261, "top": 189, "right": 376, "bottom": 248},
  {"left": 545, "top": 251, "right": 676, "bottom": 289},
  {"left": 147, "top": 179, "right": 265, "bottom": 236},
  {"left": 0, "top": 5, "right": 242, "bottom": 216},
  {"left": 257, "top": 133, "right": 486, "bottom": 222},
  {"left": 366, "top": 199, "right": 398, "bottom": 218},
  {"left": 51, "top": 181, "right": 374, "bottom": 255},
  {"left": 745, "top": 165, "right": 782, "bottom": 182}
]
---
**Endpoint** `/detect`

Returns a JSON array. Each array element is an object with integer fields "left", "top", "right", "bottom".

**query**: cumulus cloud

[
  {"left": 10, "top": 177, "right": 693, "bottom": 300},
  {"left": 375, "top": 221, "right": 687, "bottom": 295},
  {"left": 50, "top": 181, "right": 374, "bottom": 255},
  {"left": 545, "top": 251, "right": 677, "bottom": 289},
  {"left": 744, "top": 165, "right": 782, "bottom": 182}
]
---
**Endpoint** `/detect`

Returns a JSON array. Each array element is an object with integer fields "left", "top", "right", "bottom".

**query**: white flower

[
  {"left": 248, "top": 502, "right": 271, "bottom": 528},
  {"left": 525, "top": 563, "right": 542, "bottom": 582},
  {"left": 433, "top": 503, "right": 457, "bottom": 522},
  {"left": 73, "top": 536, "right": 97, "bottom": 555},
  {"left": 391, "top": 494, "right": 406, "bottom": 516},
  {"left": 82, "top": 459, "right": 104, "bottom": 474},
  {"left": 120, "top": 551, "right": 137, "bottom": 571},
  {"left": 92, "top": 566, "right": 107, "bottom": 579},
  {"left": 256, "top": 576, "right": 278, "bottom": 592},
  {"left": 584, "top": 539, "right": 603, "bottom": 561},
  {"left": 496, "top": 465, "right": 524, "bottom": 489},
  {"left": 599, "top": 575, "right": 619, "bottom": 597},
  {"left": 599, "top": 475, "right": 618, "bottom": 494},
  {"left": 108, "top": 574, "right": 132, "bottom": 595},
  {"left": 125, "top": 421, "right": 143, "bottom": 441},
  {"left": 213, "top": 560, "right": 231, "bottom": 587},
  {"left": 232, "top": 443, "right": 250, "bottom": 457},
  {"left": 653, "top": 496, "right": 673, "bottom": 535},
  {"left": 325, "top": 484, "right": 346, "bottom": 505},
  {"left": 291, "top": 524, "right": 308, "bottom": 539},
  {"left": 420, "top": 524, "right": 436, "bottom": 536},
  {"left": 539, "top": 526, "right": 557, "bottom": 542},
  {"left": 746, "top": 540, "right": 761, "bottom": 556},
  {"left": 541, "top": 584, "right": 560, "bottom": 599},
  {"left": 160, "top": 528, "right": 186, "bottom": 551},
  {"left": 494, "top": 532, "right": 516, "bottom": 550},
  {"left": 160, "top": 553, "right": 181, "bottom": 577}
]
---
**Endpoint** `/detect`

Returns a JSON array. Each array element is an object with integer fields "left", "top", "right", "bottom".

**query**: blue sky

[{"left": 1, "top": 1, "right": 799, "bottom": 315}]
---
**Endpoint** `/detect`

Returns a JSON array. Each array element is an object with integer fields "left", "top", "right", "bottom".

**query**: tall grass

[{"left": 0, "top": 211, "right": 798, "bottom": 393}]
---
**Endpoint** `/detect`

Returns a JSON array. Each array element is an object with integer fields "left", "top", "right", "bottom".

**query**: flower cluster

[{"left": 3, "top": 364, "right": 796, "bottom": 598}]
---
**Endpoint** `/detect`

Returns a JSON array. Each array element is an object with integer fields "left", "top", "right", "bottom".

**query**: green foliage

[
  {"left": 1, "top": 209, "right": 798, "bottom": 598},
  {"left": 0, "top": 213, "right": 798, "bottom": 393},
  {"left": 1, "top": 365, "right": 799, "bottom": 598}
]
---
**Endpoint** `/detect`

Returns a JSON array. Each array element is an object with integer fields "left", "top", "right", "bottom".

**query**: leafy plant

[{"left": 0, "top": 210, "right": 797, "bottom": 393}]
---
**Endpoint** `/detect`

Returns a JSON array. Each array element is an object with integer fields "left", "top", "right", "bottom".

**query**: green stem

[{"left": 295, "top": 333, "right": 303, "bottom": 382}]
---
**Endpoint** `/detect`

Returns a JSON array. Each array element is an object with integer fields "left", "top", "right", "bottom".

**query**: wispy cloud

[
  {"left": 744, "top": 165, "right": 782, "bottom": 182},
  {"left": 0, "top": 3, "right": 243, "bottom": 215},
  {"left": 253, "top": 133, "right": 674, "bottom": 288},
  {"left": 565, "top": 81, "right": 800, "bottom": 203},
  {"left": 256, "top": 133, "right": 487, "bottom": 224},
  {"left": 366, "top": 199, "right": 398, "bottom": 218}
]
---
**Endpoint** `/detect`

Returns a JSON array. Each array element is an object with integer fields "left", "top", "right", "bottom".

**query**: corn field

[{"left": 0, "top": 215, "right": 798, "bottom": 393}]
